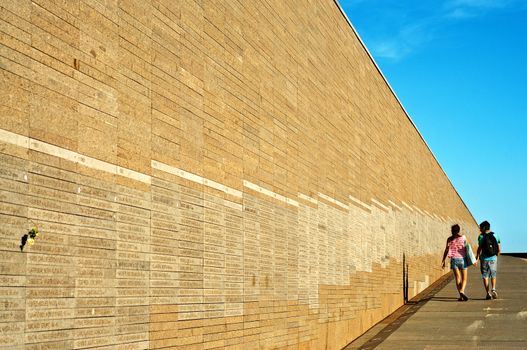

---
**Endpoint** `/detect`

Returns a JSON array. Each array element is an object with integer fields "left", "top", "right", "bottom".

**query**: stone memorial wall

[{"left": 0, "top": 0, "right": 476, "bottom": 349}]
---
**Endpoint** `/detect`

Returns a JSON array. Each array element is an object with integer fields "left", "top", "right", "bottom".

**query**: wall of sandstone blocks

[{"left": 0, "top": 0, "right": 477, "bottom": 349}]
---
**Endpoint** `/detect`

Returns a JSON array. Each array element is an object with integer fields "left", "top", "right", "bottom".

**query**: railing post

[{"left": 403, "top": 253, "right": 409, "bottom": 304}]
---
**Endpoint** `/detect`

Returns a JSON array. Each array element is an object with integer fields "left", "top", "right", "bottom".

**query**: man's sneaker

[
  {"left": 486, "top": 293, "right": 492, "bottom": 300},
  {"left": 491, "top": 289, "right": 498, "bottom": 299}
]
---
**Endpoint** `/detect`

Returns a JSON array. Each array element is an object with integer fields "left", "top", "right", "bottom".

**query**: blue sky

[{"left": 340, "top": 0, "right": 527, "bottom": 253}]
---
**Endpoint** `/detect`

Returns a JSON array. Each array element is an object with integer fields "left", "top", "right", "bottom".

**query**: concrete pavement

[{"left": 344, "top": 255, "right": 527, "bottom": 349}]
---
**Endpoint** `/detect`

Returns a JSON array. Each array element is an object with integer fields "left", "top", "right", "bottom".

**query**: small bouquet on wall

[{"left": 20, "top": 226, "right": 39, "bottom": 251}]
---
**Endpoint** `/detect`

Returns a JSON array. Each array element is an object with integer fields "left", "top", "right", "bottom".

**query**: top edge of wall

[{"left": 332, "top": 0, "right": 476, "bottom": 223}]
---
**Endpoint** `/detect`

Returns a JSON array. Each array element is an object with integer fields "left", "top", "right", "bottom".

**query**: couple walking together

[{"left": 441, "top": 220, "right": 501, "bottom": 301}]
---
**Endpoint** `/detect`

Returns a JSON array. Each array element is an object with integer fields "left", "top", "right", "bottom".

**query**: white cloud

[
  {"left": 342, "top": 0, "right": 369, "bottom": 6},
  {"left": 447, "top": 0, "right": 511, "bottom": 9},
  {"left": 373, "top": 41, "right": 405, "bottom": 60},
  {"left": 441, "top": 0, "right": 527, "bottom": 43},
  {"left": 445, "top": 0, "right": 517, "bottom": 18},
  {"left": 371, "top": 22, "right": 432, "bottom": 61},
  {"left": 445, "top": 8, "right": 478, "bottom": 18},
  {"left": 343, "top": 0, "right": 525, "bottom": 62}
]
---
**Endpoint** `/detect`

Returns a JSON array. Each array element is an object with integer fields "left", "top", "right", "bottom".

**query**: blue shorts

[
  {"left": 450, "top": 257, "right": 467, "bottom": 270},
  {"left": 480, "top": 259, "right": 497, "bottom": 278}
]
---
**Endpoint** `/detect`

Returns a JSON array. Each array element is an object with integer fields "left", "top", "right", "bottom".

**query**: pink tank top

[{"left": 447, "top": 235, "right": 466, "bottom": 258}]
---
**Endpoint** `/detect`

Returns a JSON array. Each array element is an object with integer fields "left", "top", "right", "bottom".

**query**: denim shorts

[
  {"left": 480, "top": 259, "right": 497, "bottom": 278},
  {"left": 450, "top": 257, "right": 467, "bottom": 270}
]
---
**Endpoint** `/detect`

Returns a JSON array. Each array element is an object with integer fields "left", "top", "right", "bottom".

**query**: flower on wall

[{"left": 20, "top": 226, "right": 39, "bottom": 251}]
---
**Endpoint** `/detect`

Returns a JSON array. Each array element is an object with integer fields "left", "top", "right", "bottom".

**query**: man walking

[{"left": 476, "top": 221, "right": 501, "bottom": 299}]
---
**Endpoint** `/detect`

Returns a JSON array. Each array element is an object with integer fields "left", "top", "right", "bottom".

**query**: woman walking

[{"left": 441, "top": 224, "right": 469, "bottom": 301}]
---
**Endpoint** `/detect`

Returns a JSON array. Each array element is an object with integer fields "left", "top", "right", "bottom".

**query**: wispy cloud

[
  {"left": 371, "top": 23, "right": 433, "bottom": 61},
  {"left": 445, "top": 8, "right": 478, "bottom": 19},
  {"left": 373, "top": 41, "right": 404, "bottom": 61},
  {"left": 341, "top": 0, "right": 525, "bottom": 62},
  {"left": 447, "top": 0, "right": 511, "bottom": 9},
  {"left": 444, "top": 0, "right": 520, "bottom": 18},
  {"left": 343, "top": 0, "right": 368, "bottom": 6}
]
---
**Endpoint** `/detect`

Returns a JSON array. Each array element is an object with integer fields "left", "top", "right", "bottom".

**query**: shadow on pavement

[{"left": 343, "top": 272, "right": 454, "bottom": 350}]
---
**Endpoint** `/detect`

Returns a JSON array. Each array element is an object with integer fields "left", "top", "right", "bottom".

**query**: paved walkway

[{"left": 344, "top": 255, "right": 527, "bottom": 350}]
